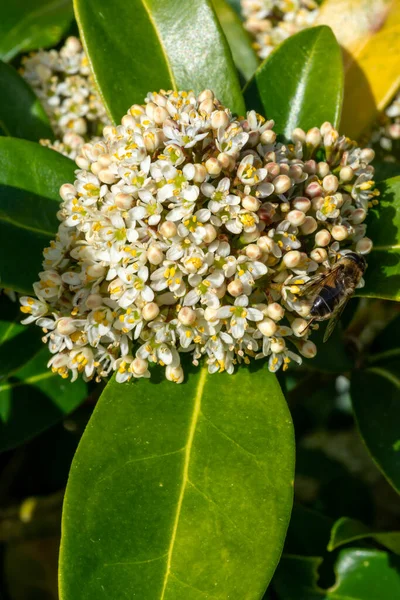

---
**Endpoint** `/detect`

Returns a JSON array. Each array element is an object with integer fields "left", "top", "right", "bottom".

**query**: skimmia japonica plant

[{"left": 0, "top": 0, "right": 399, "bottom": 599}]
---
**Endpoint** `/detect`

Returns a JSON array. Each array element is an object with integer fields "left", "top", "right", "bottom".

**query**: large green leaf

[
  {"left": 211, "top": 0, "right": 259, "bottom": 81},
  {"left": 328, "top": 517, "right": 400, "bottom": 554},
  {"left": 243, "top": 26, "right": 343, "bottom": 138},
  {"left": 274, "top": 549, "right": 400, "bottom": 599},
  {"left": 0, "top": 137, "right": 75, "bottom": 294},
  {"left": 0, "top": 0, "right": 74, "bottom": 62},
  {"left": 59, "top": 364, "right": 294, "bottom": 599},
  {"left": 360, "top": 176, "right": 400, "bottom": 301},
  {"left": 351, "top": 365, "right": 400, "bottom": 493},
  {"left": 0, "top": 347, "right": 87, "bottom": 452},
  {"left": 74, "top": 0, "right": 245, "bottom": 123},
  {"left": 0, "top": 61, "right": 53, "bottom": 142}
]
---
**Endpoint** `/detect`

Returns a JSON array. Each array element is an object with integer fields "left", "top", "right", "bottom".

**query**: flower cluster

[
  {"left": 241, "top": 0, "right": 319, "bottom": 58},
  {"left": 370, "top": 91, "right": 400, "bottom": 161},
  {"left": 21, "top": 37, "right": 109, "bottom": 159},
  {"left": 20, "top": 89, "right": 376, "bottom": 384}
]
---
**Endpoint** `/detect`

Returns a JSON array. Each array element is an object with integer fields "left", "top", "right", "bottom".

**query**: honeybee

[{"left": 300, "top": 252, "right": 367, "bottom": 342}]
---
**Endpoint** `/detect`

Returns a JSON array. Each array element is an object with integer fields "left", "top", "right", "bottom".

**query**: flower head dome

[
  {"left": 20, "top": 89, "right": 377, "bottom": 383},
  {"left": 21, "top": 36, "right": 109, "bottom": 159}
]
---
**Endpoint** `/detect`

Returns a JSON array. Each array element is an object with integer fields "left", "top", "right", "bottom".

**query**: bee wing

[
  {"left": 323, "top": 296, "right": 349, "bottom": 343},
  {"left": 297, "top": 272, "right": 330, "bottom": 297}
]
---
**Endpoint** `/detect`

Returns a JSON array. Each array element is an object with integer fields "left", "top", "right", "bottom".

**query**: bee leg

[{"left": 300, "top": 317, "right": 316, "bottom": 336}]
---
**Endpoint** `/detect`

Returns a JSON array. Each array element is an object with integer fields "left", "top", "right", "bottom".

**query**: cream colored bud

[
  {"left": 278, "top": 202, "right": 289, "bottom": 213},
  {"left": 271, "top": 338, "right": 286, "bottom": 353},
  {"left": 356, "top": 237, "right": 373, "bottom": 254},
  {"left": 260, "top": 129, "right": 276, "bottom": 144},
  {"left": 203, "top": 224, "right": 217, "bottom": 244},
  {"left": 121, "top": 114, "right": 136, "bottom": 128},
  {"left": 257, "top": 318, "right": 277, "bottom": 337},
  {"left": 305, "top": 181, "right": 323, "bottom": 197},
  {"left": 115, "top": 193, "right": 133, "bottom": 210},
  {"left": 178, "top": 307, "right": 196, "bottom": 326},
  {"left": 159, "top": 221, "right": 177, "bottom": 238},
  {"left": 144, "top": 131, "right": 161, "bottom": 153},
  {"left": 227, "top": 279, "right": 244, "bottom": 297},
  {"left": 273, "top": 174, "right": 292, "bottom": 194},
  {"left": 142, "top": 302, "right": 160, "bottom": 321},
  {"left": 351, "top": 208, "right": 367, "bottom": 224},
  {"left": 241, "top": 230, "right": 260, "bottom": 244},
  {"left": 301, "top": 216, "right": 318, "bottom": 235},
  {"left": 72, "top": 117, "right": 86, "bottom": 135},
  {"left": 98, "top": 168, "right": 117, "bottom": 184},
  {"left": 310, "top": 248, "right": 327, "bottom": 263},
  {"left": 145, "top": 102, "right": 157, "bottom": 119},
  {"left": 291, "top": 127, "right": 306, "bottom": 143},
  {"left": 296, "top": 301, "right": 311, "bottom": 318},
  {"left": 306, "top": 127, "right": 322, "bottom": 146},
  {"left": 242, "top": 195, "right": 260, "bottom": 211},
  {"left": 91, "top": 161, "right": 102, "bottom": 175},
  {"left": 292, "top": 318, "right": 308, "bottom": 337},
  {"left": 166, "top": 365, "right": 184, "bottom": 384},
  {"left": 267, "top": 303, "right": 285, "bottom": 321},
  {"left": 320, "top": 122, "right": 333, "bottom": 136},
  {"left": 300, "top": 340, "right": 317, "bottom": 358},
  {"left": 215, "top": 283, "right": 227, "bottom": 299},
  {"left": 244, "top": 244, "right": 262, "bottom": 261},
  {"left": 317, "top": 162, "right": 330, "bottom": 178},
  {"left": 283, "top": 250, "right": 301, "bottom": 268},
  {"left": 217, "top": 152, "right": 235, "bottom": 171},
  {"left": 193, "top": 164, "right": 207, "bottom": 183},
  {"left": 198, "top": 89, "right": 214, "bottom": 102},
  {"left": 292, "top": 197, "right": 311, "bottom": 212},
  {"left": 211, "top": 110, "right": 230, "bottom": 130},
  {"left": 65, "top": 36, "right": 82, "bottom": 53},
  {"left": 315, "top": 229, "right": 331, "bottom": 247},
  {"left": 331, "top": 225, "right": 348, "bottom": 241},
  {"left": 132, "top": 357, "right": 149, "bottom": 375},
  {"left": 87, "top": 264, "right": 106, "bottom": 278},
  {"left": 339, "top": 166, "right": 354, "bottom": 182},
  {"left": 60, "top": 183, "right": 76, "bottom": 201},
  {"left": 287, "top": 210, "right": 306, "bottom": 226},
  {"left": 204, "top": 307, "right": 218, "bottom": 322},
  {"left": 76, "top": 156, "right": 90, "bottom": 170},
  {"left": 153, "top": 106, "right": 168, "bottom": 124},
  {"left": 360, "top": 148, "right": 375, "bottom": 163},
  {"left": 199, "top": 98, "right": 215, "bottom": 114},
  {"left": 205, "top": 157, "right": 222, "bottom": 176},
  {"left": 86, "top": 294, "right": 103, "bottom": 309},
  {"left": 57, "top": 318, "right": 77, "bottom": 336},
  {"left": 257, "top": 236, "right": 274, "bottom": 253},
  {"left": 311, "top": 196, "right": 324, "bottom": 211},
  {"left": 147, "top": 245, "right": 164, "bottom": 265},
  {"left": 323, "top": 174, "right": 339, "bottom": 193}
]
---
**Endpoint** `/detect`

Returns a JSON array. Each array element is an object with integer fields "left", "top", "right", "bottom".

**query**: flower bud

[
  {"left": 153, "top": 106, "right": 169, "bottom": 124},
  {"left": 271, "top": 338, "right": 285, "bottom": 353},
  {"left": 315, "top": 229, "right": 331, "bottom": 247},
  {"left": 98, "top": 168, "right": 117, "bottom": 184},
  {"left": 300, "top": 340, "right": 317, "bottom": 358},
  {"left": 76, "top": 156, "right": 90, "bottom": 170},
  {"left": 292, "top": 128, "right": 306, "bottom": 143},
  {"left": 242, "top": 195, "right": 260, "bottom": 211},
  {"left": 147, "top": 245, "right": 164, "bottom": 265},
  {"left": 245, "top": 244, "right": 263, "bottom": 260},
  {"left": 317, "top": 162, "right": 330, "bottom": 178},
  {"left": 360, "top": 148, "right": 375, "bottom": 163},
  {"left": 199, "top": 98, "right": 215, "bottom": 114},
  {"left": 260, "top": 129, "right": 276, "bottom": 144},
  {"left": 204, "top": 307, "right": 217, "bottom": 322},
  {"left": 132, "top": 357, "right": 149, "bottom": 375},
  {"left": 291, "top": 318, "right": 308, "bottom": 337},
  {"left": 57, "top": 318, "right": 77, "bottom": 335},
  {"left": 166, "top": 365, "right": 184, "bottom": 383},
  {"left": 86, "top": 294, "right": 103, "bottom": 309},
  {"left": 267, "top": 303, "right": 285, "bottom": 321},
  {"left": 115, "top": 193, "right": 133, "bottom": 210},
  {"left": 280, "top": 202, "right": 290, "bottom": 213},
  {"left": 273, "top": 174, "right": 292, "bottom": 194},
  {"left": 257, "top": 318, "right": 277, "bottom": 337},
  {"left": 227, "top": 279, "right": 244, "bottom": 297},
  {"left": 217, "top": 152, "right": 235, "bottom": 171},
  {"left": 301, "top": 216, "right": 318, "bottom": 235},
  {"left": 205, "top": 157, "right": 222, "bottom": 176},
  {"left": 322, "top": 174, "right": 339, "bottom": 193},
  {"left": 193, "top": 164, "right": 207, "bottom": 183},
  {"left": 351, "top": 208, "right": 367, "bottom": 224},
  {"left": 211, "top": 110, "right": 229, "bottom": 129},
  {"left": 356, "top": 237, "right": 373, "bottom": 254},
  {"left": 306, "top": 127, "right": 322, "bottom": 146},
  {"left": 287, "top": 210, "right": 306, "bottom": 226},
  {"left": 142, "top": 302, "right": 160, "bottom": 321},
  {"left": 339, "top": 166, "right": 354, "bottom": 182},
  {"left": 310, "top": 248, "right": 327, "bottom": 263},
  {"left": 203, "top": 224, "right": 217, "bottom": 244},
  {"left": 60, "top": 183, "right": 76, "bottom": 201},
  {"left": 159, "top": 221, "right": 177, "bottom": 238},
  {"left": 305, "top": 181, "right": 322, "bottom": 197},
  {"left": 283, "top": 250, "right": 301, "bottom": 268},
  {"left": 257, "top": 236, "right": 274, "bottom": 253},
  {"left": 178, "top": 307, "right": 196, "bottom": 325},
  {"left": 215, "top": 283, "right": 227, "bottom": 299},
  {"left": 331, "top": 225, "right": 348, "bottom": 241},
  {"left": 292, "top": 197, "right": 311, "bottom": 212},
  {"left": 198, "top": 89, "right": 214, "bottom": 102}
]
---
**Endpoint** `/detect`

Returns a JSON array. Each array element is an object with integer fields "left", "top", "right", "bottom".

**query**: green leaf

[
  {"left": 0, "top": 347, "right": 87, "bottom": 452},
  {"left": 359, "top": 176, "right": 400, "bottom": 301},
  {"left": 59, "top": 364, "right": 294, "bottom": 599},
  {"left": 351, "top": 365, "right": 400, "bottom": 493},
  {"left": 285, "top": 505, "right": 333, "bottom": 557},
  {"left": 274, "top": 549, "right": 400, "bottom": 599},
  {"left": 74, "top": 0, "right": 245, "bottom": 123},
  {"left": 243, "top": 26, "right": 343, "bottom": 138},
  {"left": 211, "top": 0, "right": 259, "bottom": 81},
  {"left": 0, "top": 61, "right": 53, "bottom": 142},
  {"left": 373, "top": 160, "right": 400, "bottom": 183},
  {"left": 0, "top": 0, "right": 74, "bottom": 62},
  {"left": 0, "top": 137, "right": 75, "bottom": 294},
  {"left": 328, "top": 517, "right": 400, "bottom": 554}
]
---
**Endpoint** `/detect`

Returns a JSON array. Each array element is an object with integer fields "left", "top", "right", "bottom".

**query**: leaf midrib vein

[
  {"left": 160, "top": 366, "right": 208, "bottom": 599},
  {"left": 0, "top": 213, "right": 55, "bottom": 237}
]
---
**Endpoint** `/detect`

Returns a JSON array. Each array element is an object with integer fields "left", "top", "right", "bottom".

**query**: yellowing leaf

[{"left": 316, "top": 0, "right": 400, "bottom": 139}]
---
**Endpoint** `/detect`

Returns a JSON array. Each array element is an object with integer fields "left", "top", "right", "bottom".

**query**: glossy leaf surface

[
  {"left": 351, "top": 365, "right": 400, "bottom": 493},
  {"left": 0, "top": 138, "right": 75, "bottom": 294},
  {"left": 243, "top": 26, "right": 343, "bottom": 138},
  {"left": 0, "top": 347, "right": 87, "bottom": 452},
  {"left": 211, "top": 0, "right": 259, "bottom": 81},
  {"left": 0, "top": 61, "right": 53, "bottom": 142},
  {"left": 317, "top": 0, "right": 400, "bottom": 139},
  {"left": 0, "top": 0, "right": 74, "bottom": 62},
  {"left": 274, "top": 549, "right": 400, "bottom": 599},
  {"left": 74, "top": 0, "right": 245, "bottom": 123},
  {"left": 328, "top": 517, "right": 400, "bottom": 554},
  {"left": 59, "top": 365, "right": 294, "bottom": 599},
  {"left": 360, "top": 176, "right": 400, "bottom": 301}
]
